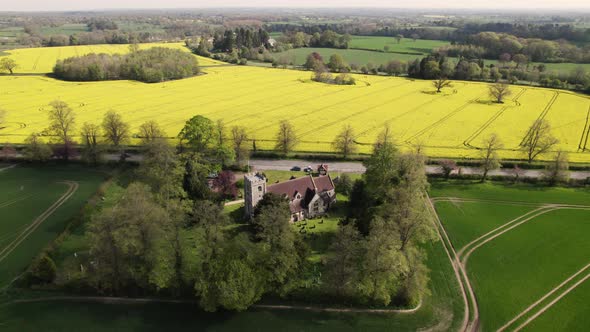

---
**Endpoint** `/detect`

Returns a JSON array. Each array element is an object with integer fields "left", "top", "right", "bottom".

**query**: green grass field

[
  {"left": 431, "top": 180, "right": 590, "bottom": 331},
  {"left": 0, "top": 164, "right": 106, "bottom": 287}
]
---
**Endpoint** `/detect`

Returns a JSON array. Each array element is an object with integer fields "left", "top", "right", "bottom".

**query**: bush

[
  {"left": 53, "top": 47, "right": 200, "bottom": 83},
  {"left": 30, "top": 254, "right": 57, "bottom": 284}
]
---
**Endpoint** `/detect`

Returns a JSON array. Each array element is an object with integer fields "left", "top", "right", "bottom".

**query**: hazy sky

[{"left": 3, "top": 0, "right": 590, "bottom": 12}]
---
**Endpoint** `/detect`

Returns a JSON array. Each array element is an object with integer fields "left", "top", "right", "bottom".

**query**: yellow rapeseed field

[{"left": 1, "top": 43, "right": 589, "bottom": 162}]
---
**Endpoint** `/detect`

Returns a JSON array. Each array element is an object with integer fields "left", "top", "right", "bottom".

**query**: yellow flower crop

[{"left": 1, "top": 43, "right": 589, "bottom": 162}]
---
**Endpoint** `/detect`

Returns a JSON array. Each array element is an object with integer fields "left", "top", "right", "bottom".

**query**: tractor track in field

[
  {"left": 431, "top": 196, "right": 590, "bottom": 331},
  {"left": 404, "top": 94, "right": 486, "bottom": 145},
  {"left": 462, "top": 88, "right": 527, "bottom": 148},
  {"left": 498, "top": 263, "right": 590, "bottom": 332},
  {"left": 578, "top": 105, "right": 590, "bottom": 151},
  {"left": 0, "top": 181, "right": 78, "bottom": 264},
  {"left": 519, "top": 91, "right": 559, "bottom": 147},
  {"left": 0, "top": 195, "right": 31, "bottom": 209}
]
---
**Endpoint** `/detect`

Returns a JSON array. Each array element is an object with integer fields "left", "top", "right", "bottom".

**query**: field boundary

[
  {"left": 0, "top": 181, "right": 79, "bottom": 264},
  {"left": 578, "top": 105, "right": 590, "bottom": 151}
]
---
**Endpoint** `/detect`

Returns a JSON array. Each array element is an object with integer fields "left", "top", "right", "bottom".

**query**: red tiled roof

[{"left": 312, "top": 175, "right": 335, "bottom": 192}]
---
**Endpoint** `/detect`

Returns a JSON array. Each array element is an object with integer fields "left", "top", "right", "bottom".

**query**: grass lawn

[
  {"left": 0, "top": 164, "right": 107, "bottom": 288},
  {"left": 433, "top": 201, "right": 535, "bottom": 250},
  {"left": 467, "top": 209, "right": 590, "bottom": 331},
  {"left": 40, "top": 24, "right": 89, "bottom": 36},
  {"left": 349, "top": 36, "right": 449, "bottom": 54},
  {"left": 429, "top": 179, "right": 590, "bottom": 205},
  {"left": 522, "top": 277, "right": 590, "bottom": 332}
]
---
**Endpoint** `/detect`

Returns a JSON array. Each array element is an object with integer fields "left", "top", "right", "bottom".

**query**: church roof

[{"left": 267, "top": 174, "right": 335, "bottom": 214}]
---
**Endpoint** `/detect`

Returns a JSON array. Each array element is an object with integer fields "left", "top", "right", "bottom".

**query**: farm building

[{"left": 244, "top": 170, "right": 336, "bottom": 221}]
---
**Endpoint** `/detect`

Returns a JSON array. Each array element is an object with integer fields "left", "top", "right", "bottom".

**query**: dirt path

[
  {"left": 224, "top": 199, "right": 244, "bottom": 206},
  {"left": 0, "top": 181, "right": 79, "bottom": 264},
  {"left": 7, "top": 296, "right": 422, "bottom": 314},
  {"left": 425, "top": 194, "right": 476, "bottom": 332}
]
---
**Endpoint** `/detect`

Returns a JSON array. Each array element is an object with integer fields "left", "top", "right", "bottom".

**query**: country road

[{"left": 248, "top": 158, "right": 590, "bottom": 180}]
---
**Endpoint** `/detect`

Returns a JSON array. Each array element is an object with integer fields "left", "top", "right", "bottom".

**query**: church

[{"left": 244, "top": 167, "right": 336, "bottom": 221}]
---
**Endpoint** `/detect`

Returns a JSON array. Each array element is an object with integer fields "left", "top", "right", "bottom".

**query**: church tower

[{"left": 244, "top": 173, "right": 267, "bottom": 217}]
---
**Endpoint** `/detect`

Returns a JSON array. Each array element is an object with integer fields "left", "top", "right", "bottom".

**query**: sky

[{"left": 3, "top": 0, "right": 590, "bottom": 12}]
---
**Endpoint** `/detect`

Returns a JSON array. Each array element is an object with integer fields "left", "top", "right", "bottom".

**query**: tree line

[{"left": 52, "top": 47, "right": 200, "bottom": 83}]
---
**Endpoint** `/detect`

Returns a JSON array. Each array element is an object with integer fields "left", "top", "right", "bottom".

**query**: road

[{"left": 248, "top": 159, "right": 590, "bottom": 180}]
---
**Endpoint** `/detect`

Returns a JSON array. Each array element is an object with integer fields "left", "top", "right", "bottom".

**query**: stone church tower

[{"left": 244, "top": 173, "right": 267, "bottom": 217}]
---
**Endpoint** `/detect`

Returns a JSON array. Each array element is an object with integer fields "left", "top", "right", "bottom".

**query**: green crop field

[
  {"left": 431, "top": 181, "right": 590, "bottom": 331},
  {"left": 0, "top": 164, "right": 106, "bottom": 287},
  {"left": 349, "top": 36, "right": 449, "bottom": 54}
]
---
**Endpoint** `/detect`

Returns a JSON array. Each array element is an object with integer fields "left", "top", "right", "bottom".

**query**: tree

[
  {"left": 364, "top": 127, "right": 399, "bottom": 201},
  {"left": 332, "top": 124, "right": 357, "bottom": 158},
  {"left": 87, "top": 183, "right": 169, "bottom": 293},
  {"left": 0, "top": 58, "right": 17, "bottom": 74},
  {"left": 80, "top": 122, "right": 102, "bottom": 165},
  {"left": 252, "top": 194, "right": 308, "bottom": 295},
  {"left": 489, "top": 83, "right": 512, "bottom": 103},
  {"left": 138, "top": 120, "right": 166, "bottom": 144},
  {"left": 213, "top": 119, "right": 235, "bottom": 166},
  {"left": 231, "top": 126, "right": 249, "bottom": 166},
  {"left": 178, "top": 115, "right": 215, "bottom": 153},
  {"left": 138, "top": 139, "right": 186, "bottom": 201},
  {"left": 46, "top": 100, "right": 76, "bottom": 160},
  {"left": 521, "top": 119, "right": 559, "bottom": 163},
  {"left": 213, "top": 170, "right": 238, "bottom": 199},
  {"left": 395, "top": 34, "right": 404, "bottom": 44},
  {"left": 327, "top": 54, "right": 348, "bottom": 73},
  {"left": 324, "top": 224, "right": 363, "bottom": 298},
  {"left": 545, "top": 150, "right": 569, "bottom": 185},
  {"left": 432, "top": 77, "right": 452, "bottom": 93},
  {"left": 512, "top": 54, "right": 528, "bottom": 69},
  {"left": 23, "top": 133, "right": 52, "bottom": 162},
  {"left": 102, "top": 111, "right": 130, "bottom": 154},
  {"left": 304, "top": 52, "right": 323, "bottom": 71},
  {"left": 480, "top": 134, "right": 502, "bottom": 182},
  {"left": 30, "top": 254, "right": 57, "bottom": 284},
  {"left": 334, "top": 173, "right": 353, "bottom": 196},
  {"left": 275, "top": 120, "right": 298, "bottom": 154},
  {"left": 439, "top": 159, "right": 457, "bottom": 179}
]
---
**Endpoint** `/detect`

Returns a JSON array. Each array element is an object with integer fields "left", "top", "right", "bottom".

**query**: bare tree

[
  {"left": 480, "top": 134, "right": 503, "bottom": 182},
  {"left": 395, "top": 34, "right": 404, "bottom": 44},
  {"left": 521, "top": 119, "right": 559, "bottom": 163},
  {"left": 231, "top": 125, "right": 249, "bottom": 165},
  {"left": 433, "top": 78, "right": 452, "bottom": 93},
  {"left": 138, "top": 120, "right": 166, "bottom": 144},
  {"left": 545, "top": 150, "right": 569, "bottom": 185},
  {"left": 47, "top": 100, "right": 76, "bottom": 160},
  {"left": 80, "top": 122, "right": 102, "bottom": 164},
  {"left": 275, "top": 120, "right": 298, "bottom": 154},
  {"left": 102, "top": 110, "right": 130, "bottom": 160},
  {"left": 439, "top": 159, "right": 457, "bottom": 179},
  {"left": 489, "top": 83, "right": 512, "bottom": 103},
  {"left": 332, "top": 124, "right": 357, "bottom": 158},
  {"left": 0, "top": 58, "right": 17, "bottom": 74}
]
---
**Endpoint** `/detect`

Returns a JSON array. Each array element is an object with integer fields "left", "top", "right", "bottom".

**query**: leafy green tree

[
  {"left": 0, "top": 58, "right": 17, "bottom": 74},
  {"left": 274, "top": 120, "right": 298, "bottom": 154},
  {"left": 335, "top": 173, "right": 353, "bottom": 196},
  {"left": 324, "top": 224, "right": 364, "bottom": 298},
  {"left": 182, "top": 154, "right": 217, "bottom": 201},
  {"left": 30, "top": 253, "right": 57, "bottom": 284},
  {"left": 357, "top": 218, "right": 408, "bottom": 306},
  {"left": 252, "top": 194, "right": 309, "bottom": 295},
  {"left": 364, "top": 127, "right": 399, "bottom": 201},
  {"left": 327, "top": 54, "right": 348, "bottom": 72},
  {"left": 178, "top": 115, "right": 215, "bottom": 153},
  {"left": 545, "top": 150, "right": 569, "bottom": 185},
  {"left": 214, "top": 119, "right": 235, "bottom": 165},
  {"left": 138, "top": 139, "right": 186, "bottom": 201}
]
